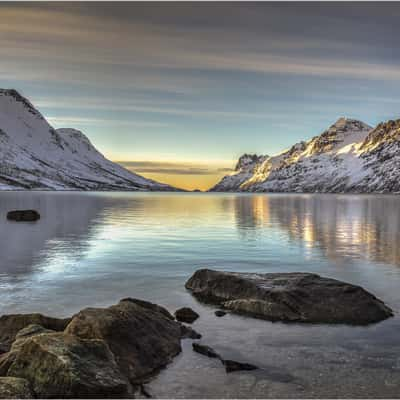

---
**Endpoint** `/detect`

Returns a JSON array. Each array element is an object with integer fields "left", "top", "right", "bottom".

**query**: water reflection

[
  {"left": 233, "top": 194, "right": 400, "bottom": 266},
  {"left": 1, "top": 192, "right": 400, "bottom": 281}
]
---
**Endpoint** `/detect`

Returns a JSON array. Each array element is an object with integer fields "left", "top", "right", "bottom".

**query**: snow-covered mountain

[
  {"left": 210, "top": 154, "right": 268, "bottom": 192},
  {"left": 211, "top": 117, "right": 400, "bottom": 193},
  {"left": 0, "top": 89, "right": 178, "bottom": 191}
]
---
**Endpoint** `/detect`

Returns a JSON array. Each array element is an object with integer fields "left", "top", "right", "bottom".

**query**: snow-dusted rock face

[
  {"left": 0, "top": 89, "right": 177, "bottom": 191},
  {"left": 210, "top": 153, "right": 268, "bottom": 192},
  {"left": 211, "top": 117, "right": 400, "bottom": 193}
]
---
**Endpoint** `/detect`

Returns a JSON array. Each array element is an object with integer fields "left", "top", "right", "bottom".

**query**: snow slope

[
  {"left": 211, "top": 117, "right": 400, "bottom": 193},
  {"left": 0, "top": 89, "right": 177, "bottom": 191}
]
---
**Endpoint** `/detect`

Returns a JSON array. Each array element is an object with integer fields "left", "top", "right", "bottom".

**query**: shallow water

[{"left": 0, "top": 192, "right": 399, "bottom": 398}]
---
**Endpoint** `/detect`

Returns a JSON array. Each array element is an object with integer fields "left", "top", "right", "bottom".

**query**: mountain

[
  {"left": 211, "top": 117, "right": 400, "bottom": 193},
  {"left": 0, "top": 89, "right": 178, "bottom": 191},
  {"left": 210, "top": 154, "right": 268, "bottom": 192}
]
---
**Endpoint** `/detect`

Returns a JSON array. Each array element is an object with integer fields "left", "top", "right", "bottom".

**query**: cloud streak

[{"left": 119, "top": 161, "right": 233, "bottom": 176}]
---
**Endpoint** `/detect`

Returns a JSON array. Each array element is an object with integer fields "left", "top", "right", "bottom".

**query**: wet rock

[
  {"left": 6, "top": 210, "right": 40, "bottom": 222},
  {"left": 222, "top": 359, "right": 259, "bottom": 373},
  {"left": 0, "top": 313, "right": 71, "bottom": 352},
  {"left": 6, "top": 332, "right": 129, "bottom": 398},
  {"left": 192, "top": 343, "right": 220, "bottom": 359},
  {"left": 180, "top": 325, "right": 202, "bottom": 340},
  {"left": 174, "top": 307, "right": 199, "bottom": 323},
  {"left": 0, "top": 377, "right": 33, "bottom": 399},
  {"left": 139, "top": 384, "right": 152, "bottom": 399},
  {"left": 65, "top": 299, "right": 182, "bottom": 384},
  {"left": 185, "top": 269, "right": 393, "bottom": 325},
  {"left": 215, "top": 310, "right": 227, "bottom": 317}
]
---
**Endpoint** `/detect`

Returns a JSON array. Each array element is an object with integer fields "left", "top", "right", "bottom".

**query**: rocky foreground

[
  {"left": 0, "top": 298, "right": 193, "bottom": 398},
  {"left": 185, "top": 269, "right": 393, "bottom": 324}
]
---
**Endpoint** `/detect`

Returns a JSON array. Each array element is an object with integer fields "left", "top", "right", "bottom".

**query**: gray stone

[
  {"left": 185, "top": 269, "right": 393, "bottom": 325},
  {"left": 174, "top": 307, "right": 199, "bottom": 323},
  {"left": 65, "top": 299, "right": 182, "bottom": 384}
]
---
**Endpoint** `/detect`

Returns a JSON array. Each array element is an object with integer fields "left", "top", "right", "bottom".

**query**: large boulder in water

[
  {"left": 0, "top": 377, "right": 33, "bottom": 399},
  {"left": 6, "top": 332, "right": 129, "bottom": 398},
  {"left": 65, "top": 298, "right": 183, "bottom": 384},
  {"left": 0, "top": 313, "right": 71, "bottom": 353},
  {"left": 6, "top": 210, "right": 40, "bottom": 222},
  {"left": 185, "top": 269, "right": 393, "bottom": 325}
]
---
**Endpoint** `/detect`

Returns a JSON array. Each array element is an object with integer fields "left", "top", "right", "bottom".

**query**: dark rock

[
  {"left": 180, "top": 325, "right": 202, "bottom": 340},
  {"left": 65, "top": 299, "right": 182, "bottom": 384},
  {"left": 174, "top": 307, "right": 199, "bottom": 323},
  {"left": 222, "top": 359, "right": 259, "bottom": 373},
  {"left": 192, "top": 343, "right": 220, "bottom": 359},
  {"left": 120, "top": 298, "right": 174, "bottom": 320},
  {"left": 6, "top": 210, "right": 40, "bottom": 222},
  {"left": 0, "top": 377, "right": 33, "bottom": 399},
  {"left": 6, "top": 332, "right": 129, "bottom": 398},
  {"left": 139, "top": 384, "right": 152, "bottom": 399},
  {"left": 215, "top": 310, "right": 227, "bottom": 317},
  {"left": 185, "top": 269, "right": 393, "bottom": 325},
  {"left": 0, "top": 313, "right": 71, "bottom": 352}
]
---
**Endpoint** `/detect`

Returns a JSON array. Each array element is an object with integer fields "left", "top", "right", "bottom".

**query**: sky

[{"left": 1, "top": 2, "right": 400, "bottom": 190}]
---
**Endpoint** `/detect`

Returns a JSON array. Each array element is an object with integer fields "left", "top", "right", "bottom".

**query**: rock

[
  {"left": 192, "top": 343, "right": 220, "bottom": 359},
  {"left": 6, "top": 210, "right": 40, "bottom": 222},
  {"left": 0, "top": 324, "right": 54, "bottom": 376},
  {"left": 185, "top": 269, "right": 393, "bottom": 325},
  {"left": 65, "top": 299, "right": 182, "bottom": 384},
  {"left": 174, "top": 307, "right": 199, "bottom": 323},
  {"left": 215, "top": 310, "right": 227, "bottom": 317},
  {"left": 6, "top": 332, "right": 129, "bottom": 398},
  {"left": 120, "top": 298, "right": 174, "bottom": 320},
  {"left": 0, "top": 313, "right": 71, "bottom": 352},
  {"left": 180, "top": 325, "right": 202, "bottom": 340},
  {"left": 0, "top": 377, "right": 33, "bottom": 399},
  {"left": 222, "top": 359, "right": 259, "bottom": 373}
]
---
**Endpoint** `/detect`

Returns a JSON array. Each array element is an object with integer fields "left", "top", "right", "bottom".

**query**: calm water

[{"left": 1, "top": 192, "right": 400, "bottom": 398}]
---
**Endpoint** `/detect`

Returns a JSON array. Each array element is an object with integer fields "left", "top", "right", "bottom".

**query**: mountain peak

[
  {"left": 0, "top": 90, "right": 178, "bottom": 191},
  {"left": 235, "top": 153, "right": 267, "bottom": 171},
  {"left": 0, "top": 88, "right": 44, "bottom": 119},
  {"left": 329, "top": 117, "right": 371, "bottom": 133}
]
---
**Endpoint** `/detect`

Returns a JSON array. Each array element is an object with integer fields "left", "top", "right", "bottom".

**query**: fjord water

[{"left": 1, "top": 192, "right": 399, "bottom": 398}]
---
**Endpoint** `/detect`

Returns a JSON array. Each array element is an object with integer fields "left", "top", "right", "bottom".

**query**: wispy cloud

[
  {"left": 47, "top": 116, "right": 168, "bottom": 128},
  {"left": 119, "top": 161, "right": 233, "bottom": 176}
]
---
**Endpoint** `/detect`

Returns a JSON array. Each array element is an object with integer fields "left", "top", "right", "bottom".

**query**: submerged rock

[
  {"left": 65, "top": 299, "right": 183, "bottom": 384},
  {"left": 180, "top": 325, "right": 202, "bottom": 340},
  {"left": 222, "top": 359, "right": 259, "bottom": 373},
  {"left": 0, "top": 377, "right": 33, "bottom": 399},
  {"left": 192, "top": 343, "right": 259, "bottom": 374},
  {"left": 6, "top": 332, "right": 129, "bottom": 398},
  {"left": 6, "top": 210, "right": 40, "bottom": 222},
  {"left": 174, "top": 307, "right": 199, "bottom": 323},
  {"left": 185, "top": 269, "right": 393, "bottom": 325},
  {"left": 192, "top": 343, "right": 220, "bottom": 359},
  {"left": 0, "top": 313, "right": 71, "bottom": 352}
]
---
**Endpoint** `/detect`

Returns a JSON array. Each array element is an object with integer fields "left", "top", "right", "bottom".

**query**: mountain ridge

[
  {"left": 0, "top": 89, "right": 180, "bottom": 191},
  {"left": 211, "top": 117, "right": 400, "bottom": 193}
]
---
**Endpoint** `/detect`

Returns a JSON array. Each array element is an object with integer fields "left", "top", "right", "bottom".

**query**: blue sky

[{"left": 1, "top": 2, "right": 400, "bottom": 189}]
